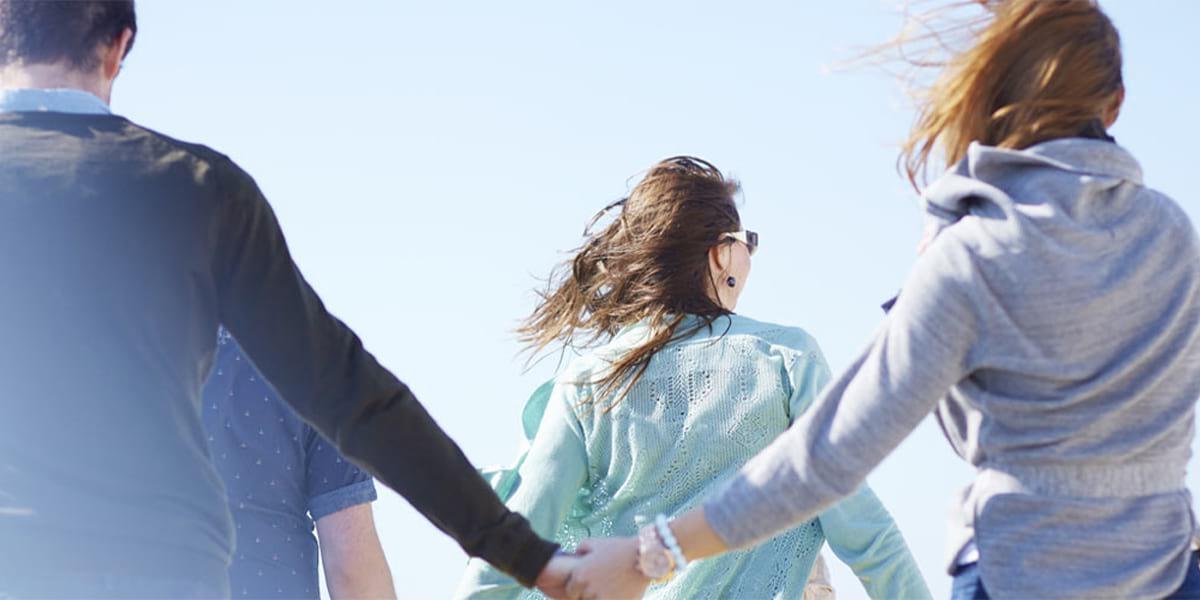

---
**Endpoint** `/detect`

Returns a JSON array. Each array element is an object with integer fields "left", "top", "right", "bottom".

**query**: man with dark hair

[
  {"left": 0, "top": 0, "right": 136, "bottom": 69},
  {"left": 0, "top": 1, "right": 571, "bottom": 597}
]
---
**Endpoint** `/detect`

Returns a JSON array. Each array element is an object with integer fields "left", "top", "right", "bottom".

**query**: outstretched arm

[
  {"left": 701, "top": 237, "right": 980, "bottom": 555},
  {"left": 212, "top": 163, "right": 557, "bottom": 586},
  {"left": 566, "top": 239, "right": 982, "bottom": 599}
]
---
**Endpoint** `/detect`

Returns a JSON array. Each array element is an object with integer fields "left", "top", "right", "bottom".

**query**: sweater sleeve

[
  {"left": 211, "top": 162, "right": 557, "bottom": 586},
  {"left": 454, "top": 383, "right": 589, "bottom": 599},
  {"left": 704, "top": 236, "right": 981, "bottom": 551},
  {"left": 818, "top": 485, "right": 932, "bottom": 600},
  {"left": 783, "top": 333, "right": 833, "bottom": 422}
]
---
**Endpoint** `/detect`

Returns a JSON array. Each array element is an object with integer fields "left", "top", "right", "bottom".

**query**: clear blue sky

[{"left": 117, "top": 1, "right": 1200, "bottom": 597}]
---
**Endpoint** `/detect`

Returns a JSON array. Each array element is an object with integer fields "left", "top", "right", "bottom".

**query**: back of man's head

[{"left": 0, "top": 0, "right": 136, "bottom": 71}]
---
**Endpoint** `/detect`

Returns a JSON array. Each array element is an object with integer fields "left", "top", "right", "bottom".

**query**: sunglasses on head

[{"left": 722, "top": 230, "right": 759, "bottom": 256}]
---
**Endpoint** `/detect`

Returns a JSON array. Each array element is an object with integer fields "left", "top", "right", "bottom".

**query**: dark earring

[{"left": 726, "top": 276, "right": 737, "bottom": 288}]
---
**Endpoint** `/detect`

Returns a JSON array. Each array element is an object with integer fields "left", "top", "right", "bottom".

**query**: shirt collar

[{"left": 0, "top": 88, "right": 111, "bottom": 115}]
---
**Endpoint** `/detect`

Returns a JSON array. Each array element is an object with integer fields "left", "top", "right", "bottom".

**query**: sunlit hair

[
  {"left": 519, "top": 156, "right": 742, "bottom": 411},
  {"left": 889, "top": 0, "right": 1123, "bottom": 187}
]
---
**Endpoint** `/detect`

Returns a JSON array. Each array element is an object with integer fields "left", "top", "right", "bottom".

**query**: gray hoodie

[{"left": 705, "top": 138, "right": 1200, "bottom": 599}]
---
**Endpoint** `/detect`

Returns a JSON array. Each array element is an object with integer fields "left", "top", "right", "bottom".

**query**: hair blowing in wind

[
  {"left": 518, "top": 156, "right": 742, "bottom": 411},
  {"left": 886, "top": 0, "right": 1124, "bottom": 188}
]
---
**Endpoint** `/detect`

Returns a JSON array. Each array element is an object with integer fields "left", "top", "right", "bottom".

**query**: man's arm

[
  {"left": 210, "top": 160, "right": 557, "bottom": 586},
  {"left": 316, "top": 504, "right": 396, "bottom": 600}
]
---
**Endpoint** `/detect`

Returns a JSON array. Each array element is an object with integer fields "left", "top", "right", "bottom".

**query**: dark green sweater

[{"left": 0, "top": 112, "right": 556, "bottom": 587}]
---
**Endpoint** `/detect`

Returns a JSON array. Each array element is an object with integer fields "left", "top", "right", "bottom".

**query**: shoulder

[
  {"left": 120, "top": 119, "right": 260, "bottom": 196},
  {"left": 119, "top": 119, "right": 231, "bottom": 168},
  {"left": 1145, "top": 187, "right": 1199, "bottom": 244},
  {"left": 675, "top": 315, "right": 830, "bottom": 378},
  {"left": 909, "top": 227, "right": 985, "bottom": 299},
  {"left": 552, "top": 350, "right": 602, "bottom": 394},
  {"left": 713, "top": 314, "right": 824, "bottom": 355},
  {"left": 551, "top": 316, "right": 827, "bottom": 386}
]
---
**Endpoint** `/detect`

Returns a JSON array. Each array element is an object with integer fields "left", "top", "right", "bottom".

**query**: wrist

[
  {"left": 654, "top": 514, "right": 689, "bottom": 570},
  {"left": 636, "top": 515, "right": 688, "bottom": 583},
  {"left": 516, "top": 537, "right": 560, "bottom": 589}
]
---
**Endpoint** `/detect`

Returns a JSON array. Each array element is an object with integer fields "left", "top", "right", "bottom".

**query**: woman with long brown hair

[
  {"left": 561, "top": 2, "right": 1200, "bottom": 599},
  {"left": 453, "top": 157, "right": 929, "bottom": 599}
]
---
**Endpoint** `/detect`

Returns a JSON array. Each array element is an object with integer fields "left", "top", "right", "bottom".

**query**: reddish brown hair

[{"left": 519, "top": 156, "right": 742, "bottom": 410}]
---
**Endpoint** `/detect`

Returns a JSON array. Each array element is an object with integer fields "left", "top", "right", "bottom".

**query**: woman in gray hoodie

[{"left": 557, "top": 2, "right": 1200, "bottom": 598}]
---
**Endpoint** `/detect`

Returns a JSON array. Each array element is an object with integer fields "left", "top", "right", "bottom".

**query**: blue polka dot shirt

[{"left": 203, "top": 329, "right": 377, "bottom": 599}]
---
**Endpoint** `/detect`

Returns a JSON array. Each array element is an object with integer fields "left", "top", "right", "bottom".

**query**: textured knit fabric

[
  {"left": 203, "top": 329, "right": 377, "bottom": 599},
  {"left": 456, "top": 315, "right": 930, "bottom": 600},
  {"left": 704, "top": 139, "right": 1200, "bottom": 599},
  {"left": 0, "top": 95, "right": 555, "bottom": 589}
]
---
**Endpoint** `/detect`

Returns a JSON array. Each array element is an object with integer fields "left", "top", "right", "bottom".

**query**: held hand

[
  {"left": 536, "top": 553, "right": 581, "bottom": 599},
  {"left": 564, "top": 537, "right": 650, "bottom": 600}
]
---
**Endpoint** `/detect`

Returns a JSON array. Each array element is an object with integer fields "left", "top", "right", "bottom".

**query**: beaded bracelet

[{"left": 654, "top": 514, "right": 689, "bottom": 571}]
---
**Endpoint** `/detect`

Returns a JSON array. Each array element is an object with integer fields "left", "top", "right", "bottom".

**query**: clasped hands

[{"left": 534, "top": 537, "right": 652, "bottom": 600}]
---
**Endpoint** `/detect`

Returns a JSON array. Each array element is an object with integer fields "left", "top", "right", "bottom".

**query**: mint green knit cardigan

[{"left": 455, "top": 314, "right": 930, "bottom": 600}]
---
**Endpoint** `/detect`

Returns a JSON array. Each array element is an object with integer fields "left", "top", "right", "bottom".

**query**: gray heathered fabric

[{"left": 704, "top": 139, "right": 1200, "bottom": 599}]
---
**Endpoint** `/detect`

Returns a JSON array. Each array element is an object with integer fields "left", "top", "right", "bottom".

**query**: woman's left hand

[{"left": 564, "top": 536, "right": 651, "bottom": 600}]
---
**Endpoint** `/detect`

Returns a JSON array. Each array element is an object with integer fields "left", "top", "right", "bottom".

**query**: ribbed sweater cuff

[
  {"left": 509, "top": 533, "right": 560, "bottom": 589},
  {"left": 470, "top": 511, "right": 559, "bottom": 588}
]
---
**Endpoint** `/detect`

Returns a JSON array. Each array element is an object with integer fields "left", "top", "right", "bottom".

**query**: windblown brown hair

[
  {"left": 896, "top": 0, "right": 1123, "bottom": 187},
  {"left": 519, "top": 156, "right": 742, "bottom": 411}
]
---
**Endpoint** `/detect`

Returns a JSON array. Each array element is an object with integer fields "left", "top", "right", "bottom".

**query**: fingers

[
  {"left": 565, "top": 550, "right": 602, "bottom": 600},
  {"left": 556, "top": 561, "right": 575, "bottom": 600},
  {"left": 557, "top": 536, "right": 654, "bottom": 600},
  {"left": 536, "top": 555, "right": 583, "bottom": 599},
  {"left": 564, "top": 569, "right": 586, "bottom": 600}
]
